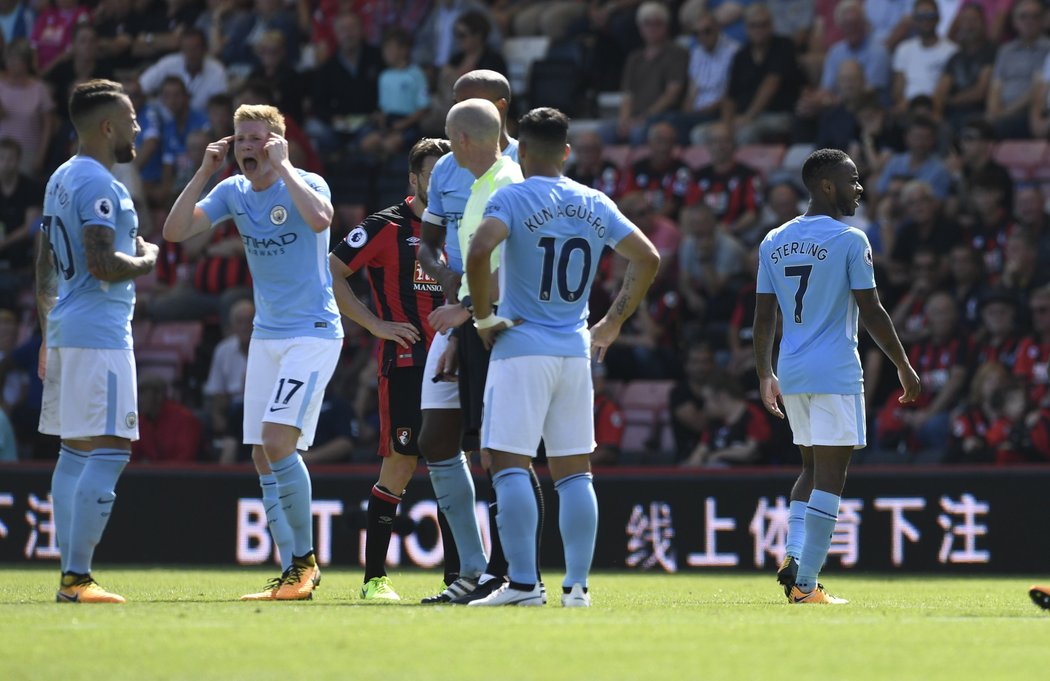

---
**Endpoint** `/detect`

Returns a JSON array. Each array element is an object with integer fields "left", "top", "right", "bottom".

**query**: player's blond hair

[{"left": 233, "top": 104, "right": 286, "bottom": 137}]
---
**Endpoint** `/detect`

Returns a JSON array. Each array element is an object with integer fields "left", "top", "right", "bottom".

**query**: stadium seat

[
  {"left": 503, "top": 36, "right": 550, "bottom": 95},
  {"left": 146, "top": 321, "right": 204, "bottom": 363},
  {"left": 993, "top": 140, "right": 1048, "bottom": 180},
  {"left": 617, "top": 380, "right": 675, "bottom": 459},
  {"left": 734, "top": 144, "right": 787, "bottom": 178},
  {"left": 681, "top": 144, "right": 711, "bottom": 170}
]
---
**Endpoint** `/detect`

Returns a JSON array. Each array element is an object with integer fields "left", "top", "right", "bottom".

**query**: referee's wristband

[{"left": 475, "top": 313, "right": 512, "bottom": 330}]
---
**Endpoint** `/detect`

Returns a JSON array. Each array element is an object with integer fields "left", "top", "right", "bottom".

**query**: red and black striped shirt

[
  {"left": 691, "top": 162, "right": 761, "bottom": 226},
  {"left": 331, "top": 197, "right": 442, "bottom": 371}
]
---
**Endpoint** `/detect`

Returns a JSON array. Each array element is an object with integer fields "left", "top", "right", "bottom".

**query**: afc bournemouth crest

[
  {"left": 396, "top": 428, "right": 412, "bottom": 447},
  {"left": 270, "top": 205, "right": 288, "bottom": 225}
]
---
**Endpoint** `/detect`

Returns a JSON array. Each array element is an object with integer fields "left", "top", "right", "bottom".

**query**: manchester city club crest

[{"left": 270, "top": 205, "right": 288, "bottom": 225}]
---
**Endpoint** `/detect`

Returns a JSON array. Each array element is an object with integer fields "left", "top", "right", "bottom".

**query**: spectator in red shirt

[
  {"left": 1014, "top": 284, "right": 1050, "bottom": 408},
  {"left": 680, "top": 372, "right": 770, "bottom": 467},
  {"left": 591, "top": 362, "right": 625, "bottom": 466},
  {"left": 619, "top": 121, "right": 697, "bottom": 219},
  {"left": 947, "top": 361, "right": 1011, "bottom": 464},
  {"left": 975, "top": 288, "right": 1023, "bottom": 371},
  {"left": 691, "top": 121, "right": 762, "bottom": 241},
  {"left": 878, "top": 291, "right": 973, "bottom": 460},
  {"left": 565, "top": 130, "right": 622, "bottom": 200},
  {"left": 132, "top": 373, "right": 203, "bottom": 464}
]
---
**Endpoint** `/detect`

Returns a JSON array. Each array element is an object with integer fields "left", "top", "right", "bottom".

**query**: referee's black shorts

[{"left": 456, "top": 321, "right": 491, "bottom": 452}]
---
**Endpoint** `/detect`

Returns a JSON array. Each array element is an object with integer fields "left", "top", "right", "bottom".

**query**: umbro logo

[{"left": 406, "top": 236, "right": 421, "bottom": 246}]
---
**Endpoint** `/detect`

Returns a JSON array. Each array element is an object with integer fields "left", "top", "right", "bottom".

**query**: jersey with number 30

[
  {"left": 756, "top": 214, "right": 876, "bottom": 395},
  {"left": 42, "top": 155, "right": 139, "bottom": 350},
  {"left": 483, "top": 175, "right": 635, "bottom": 360}
]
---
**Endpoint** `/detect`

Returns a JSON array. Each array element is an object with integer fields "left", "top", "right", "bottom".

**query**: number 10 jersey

[{"left": 482, "top": 175, "right": 635, "bottom": 361}]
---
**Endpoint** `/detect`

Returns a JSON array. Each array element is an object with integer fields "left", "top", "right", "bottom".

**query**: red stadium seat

[
  {"left": 734, "top": 144, "right": 787, "bottom": 178},
  {"left": 146, "top": 321, "right": 204, "bottom": 363},
  {"left": 618, "top": 380, "right": 675, "bottom": 443},
  {"left": 993, "top": 140, "right": 1048, "bottom": 180}
]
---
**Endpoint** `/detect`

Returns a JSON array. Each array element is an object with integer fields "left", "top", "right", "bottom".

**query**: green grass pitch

[{"left": 2, "top": 567, "right": 1048, "bottom": 681}]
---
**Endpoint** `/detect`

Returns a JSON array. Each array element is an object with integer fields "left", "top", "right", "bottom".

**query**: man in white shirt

[
  {"left": 139, "top": 28, "right": 229, "bottom": 113},
  {"left": 891, "top": 0, "right": 957, "bottom": 113}
]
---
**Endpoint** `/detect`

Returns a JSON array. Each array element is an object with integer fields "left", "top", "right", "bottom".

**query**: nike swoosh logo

[
  {"left": 269, "top": 406, "right": 290, "bottom": 412},
  {"left": 97, "top": 498, "right": 114, "bottom": 504},
  {"left": 235, "top": 211, "right": 247, "bottom": 215},
  {"left": 278, "top": 493, "right": 294, "bottom": 500},
  {"left": 56, "top": 591, "right": 78, "bottom": 603}
]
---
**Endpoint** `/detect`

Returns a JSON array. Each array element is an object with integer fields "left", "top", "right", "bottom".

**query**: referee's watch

[{"left": 460, "top": 295, "right": 474, "bottom": 315}]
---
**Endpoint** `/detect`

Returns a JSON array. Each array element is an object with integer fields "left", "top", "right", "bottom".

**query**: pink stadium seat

[
  {"left": 136, "top": 348, "right": 184, "bottom": 380},
  {"left": 681, "top": 145, "right": 711, "bottom": 169},
  {"left": 146, "top": 321, "right": 204, "bottom": 363},
  {"left": 734, "top": 144, "right": 787, "bottom": 178},
  {"left": 993, "top": 140, "right": 1048, "bottom": 180}
]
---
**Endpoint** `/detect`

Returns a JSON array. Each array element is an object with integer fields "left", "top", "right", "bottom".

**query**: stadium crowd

[{"left": 3, "top": 0, "right": 1050, "bottom": 468}]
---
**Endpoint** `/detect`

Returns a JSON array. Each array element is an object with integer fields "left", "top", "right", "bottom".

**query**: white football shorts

[
  {"left": 243, "top": 336, "right": 341, "bottom": 450},
  {"left": 782, "top": 393, "right": 866, "bottom": 449},
  {"left": 482, "top": 355, "right": 594, "bottom": 457},
  {"left": 420, "top": 329, "right": 460, "bottom": 410},
  {"left": 39, "top": 347, "right": 139, "bottom": 441}
]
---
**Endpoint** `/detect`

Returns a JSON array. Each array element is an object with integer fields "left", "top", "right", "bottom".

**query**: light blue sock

[
  {"left": 555, "top": 473, "right": 597, "bottom": 589},
  {"left": 270, "top": 452, "right": 314, "bottom": 558},
  {"left": 786, "top": 499, "right": 807, "bottom": 561},
  {"left": 796, "top": 489, "right": 840, "bottom": 592},
  {"left": 52, "top": 445, "right": 89, "bottom": 573},
  {"left": 427, "top": 454, "right": 487, "bottom": 578},
  {"left": 66, "top": 449, "right": 129, "bottom": 575},
  {"left": 260, "top": 474, "right": 294, "bottom": 571},
  {"left": 492, "top": 468, "right": 538, "bottom": 587}
]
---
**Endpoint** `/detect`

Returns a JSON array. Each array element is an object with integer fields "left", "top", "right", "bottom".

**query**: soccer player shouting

[{"left": 165, "top": 105, "right": 342, "bottom": 601}]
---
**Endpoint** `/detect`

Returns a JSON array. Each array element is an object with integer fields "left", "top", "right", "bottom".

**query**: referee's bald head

[{"left": 446, "top": 98, "right": 501, "bottom": 146}]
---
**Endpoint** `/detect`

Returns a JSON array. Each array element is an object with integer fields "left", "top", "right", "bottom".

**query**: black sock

[
  {"left": 438, "top": 509, "right": 460, "bottom": 585},
  {"left": 529, "top": 466, "right": 544, "bottom": 582},
  {"left": 364, "top": 484, "right": 400, "bottom": 582},
  {"left": 484, "top": 471, "right": 509, "bottom": 578}
]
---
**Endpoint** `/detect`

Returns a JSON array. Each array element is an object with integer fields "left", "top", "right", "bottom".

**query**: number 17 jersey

[
  {"left": 483, "top": 175, "right": 635, "bottom": 361},
  {"left": 756, "top": 214, "right": 876, "bottom": 395}
]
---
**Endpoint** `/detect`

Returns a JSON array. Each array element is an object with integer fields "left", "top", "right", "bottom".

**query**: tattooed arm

[
  {"left": 35, "top": 231, "right": 57, "bottom": 337},
  {"left": 589, "top": 229, "right": 661, "bottom": 362},
  {"left": 85, "top": 226, "right": 159, "bottom": 283}
]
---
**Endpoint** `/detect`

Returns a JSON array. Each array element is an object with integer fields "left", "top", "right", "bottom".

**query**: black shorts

[
  {"left": 456, "top": 321, "right": 491, "bottom": 452},
  {"left": 378, "top": 365, "right": 424, "bottom": 457}
]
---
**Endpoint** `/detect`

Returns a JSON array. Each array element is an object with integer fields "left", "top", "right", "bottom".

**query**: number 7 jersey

[
  {"left": 482, "top": 175, "right": 635, "bottom": 361},
  {"left": 757, "top": 214, "right": 876, "bottom": 395}
]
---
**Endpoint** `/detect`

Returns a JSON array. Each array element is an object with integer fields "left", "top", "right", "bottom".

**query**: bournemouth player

[
  {"left": 417, "top": 70, "right": 533, "bottom": 605},
  {"left": 328, "top": 138, "right": 450, "bottom": 600},
  {"left": 753, "top": 148, "right": 920, "bottom": 604},
  {"left": 164, "top": 105, "right": 343, "bottom": 601},
  {"left": 465, "top": 107, "right": 660, "bottom": 606},
  {"left": 39, "top": 79, "right": 159, "bottom": 603}
]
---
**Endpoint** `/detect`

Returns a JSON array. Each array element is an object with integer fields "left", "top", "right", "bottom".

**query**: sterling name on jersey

[
  {"left": 422, "top": 139, "right": 518, "bottom": 274},
  {"left": 42, "top": 155, "right": 139, "bottom": 349},
  {"left": 197, "top": 171, "right": 342, "bottom": 340},
  {"left": 483, "top": 175, "right": 635, "bottom": 361},
  {"left": 756, "top": 214, "right": 876, "bottom": 395}
]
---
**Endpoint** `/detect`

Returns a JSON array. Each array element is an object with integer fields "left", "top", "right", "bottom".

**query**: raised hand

[
  {"left": 201, "top": 135, "right": 233, "bottom": 176},
  {"left": 262, "top": 132, "right": 290, "bottom": 167}
]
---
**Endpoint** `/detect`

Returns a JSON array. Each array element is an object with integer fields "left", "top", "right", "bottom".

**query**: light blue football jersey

[
  {"left": 756, "top": 214, "right": 877, "bottom": 395},
  {"left": 483, "top": 175, "right": 635, "bottom": 360},
  {"left": 197, "top": 172, "right": 342, "bottom": 341},
  {"left": 423, "top": 138, "right": 518, "bottom": 274},
  {"left": 42, "top": 155, "right": 139, "bottom": 349}
]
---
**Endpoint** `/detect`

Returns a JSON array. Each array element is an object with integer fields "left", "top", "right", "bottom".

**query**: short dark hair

[
  {"left": 69, "top": 79, "right": 127, "bottom": 130},
  {"left": 207, "top": 93, "right": 233, "bottom": 111},
  {"left": 383, "top": 27, "right": 412, "bottom": 49},
  {"left": 801, "top": 148, "right": 851, "bottom": 189},
  {"left": 908, "top": 113, "right": 938, "bottom": 133},
  {"left": 456, "top": 10, "right": 491, "bottom": 41},
  {"left": 518, "top": 107, "right": 569, "bottom": 154},
  {"left": 160, "top": 75, "right": 188, "bottom": 94},
  {"left": 408, "top": 137, "right": 451, "bottom": 174},
  {"left": 181, "top": 27, "right": 208, "bottom": 47},
  {"left": 961, "top": 118, "right": 995, "bottom": 142}
]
